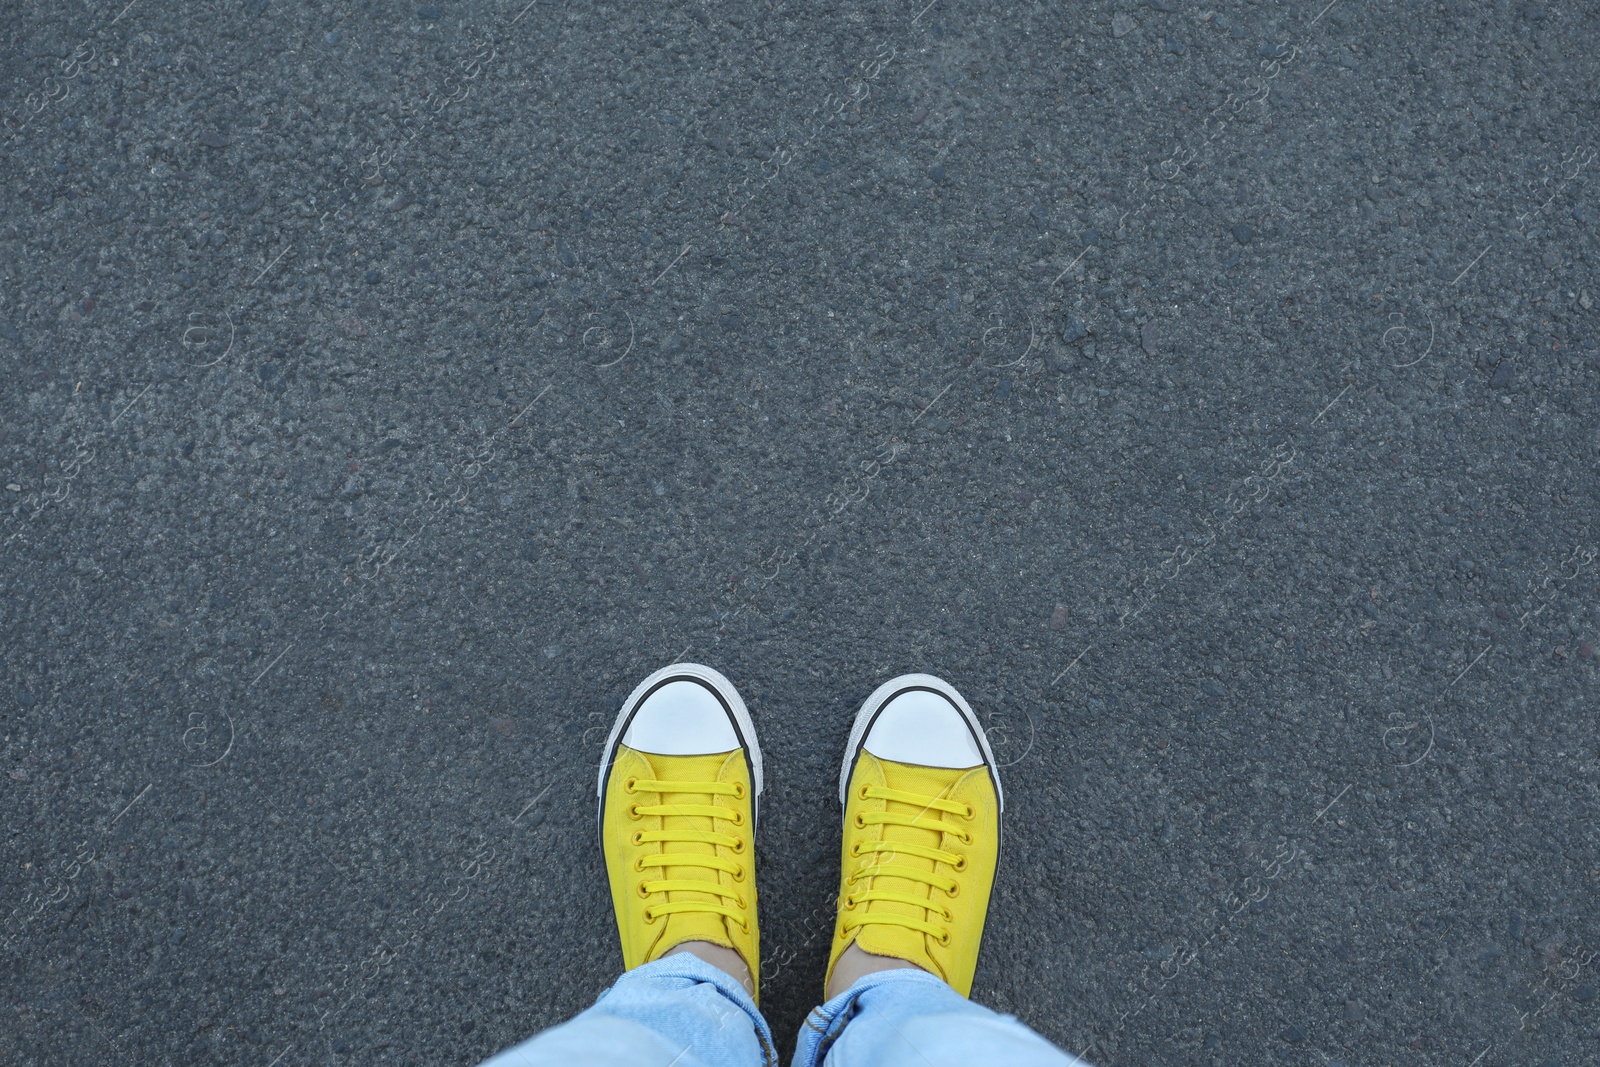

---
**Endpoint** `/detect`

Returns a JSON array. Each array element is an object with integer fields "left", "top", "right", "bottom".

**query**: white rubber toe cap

[
  {"left": 621, "top": 679, "right": 739, "bottom": 755},
  {"left": 597, "top": 663, "right": 763, "bottom": 834},
  {"left": 840, "top": 673, "right": 1003, "bottom": 810},
  {"left": 862, "top": 689, "right": 985, "bottom": 768}
]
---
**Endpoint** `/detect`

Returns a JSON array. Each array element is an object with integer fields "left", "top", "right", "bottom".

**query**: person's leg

[
  {"left": 793, "top": 673, "right": 1094, "bottom": 1067},
  {"left": 794, "top": 967, "right": 1087, "bottom": 1066},
  {"left": 480, "top": 951, "right": 772, "bottom": 1067},
  {"left": 476, "top": 663, "right": 775, "bottom": 1067}
]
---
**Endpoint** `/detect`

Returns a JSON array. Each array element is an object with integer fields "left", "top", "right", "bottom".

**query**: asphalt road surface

[{"left": 3, "top": 0, "right": 1597, "bottom": 1064}]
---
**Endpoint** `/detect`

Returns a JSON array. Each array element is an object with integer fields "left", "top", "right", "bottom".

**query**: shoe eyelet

[
  {"left": 857, "top": 784, "right": 871, "bottom": 801},
  {"left": 937, "top": 930, "right": 951, "bottom": 947},
  {"left": 952, "top": 855, "right": 968, "bottom": 872},
  {"left": 843, "top": 894, "right": 857, "bottom": 910},
  {"left": 643, "top": 907, "right": 659, "bottom": 924},
  {"left": 740, "top": 920, "right": 751, "bottom": 933},
  {"left": 624, "top": 777, "right": 638, "bottom": 794},
  {"left": 853, "top": 813, "right": 867, "bottom": 830},
  {"left": 736, "top": 895, "right": 748, "bottom": 909},
  {"left": 942, "top": 908, "right": 953, "bottom": 922},
  {"left": 732, "top": 782, "right": 746, "bottom": 800},
  {"left": 730, "top": 838, "right": 746, "bottom": 855},
  {"left": 636, "top": 881, "right": 651, "bottom": 899},
  {"left": 627, "top": 804, "right": 643, "bottom": 820},
  {"left": 850, "top": 842, "right": 862, "bottom": 857},
  {"left": 731, "top": 811, "right": 745, "bottom": 827},
  {"left": 963, "top": 804, "right": 976, "bottom": 820},
  {"left": 631, "top": 830, "right": 645, "bottom": 846},
  {"left": 945, "top": 882, "right": 960, "bottom": 898},
  {"left": 633, "top": 857, "right": 645, "bottom": 873},
  {"left": 959, "top": 831, "right": 973, "bottom": 845},
  {"left": 733, "top": 865, "right": 746, "bottom": 882}
]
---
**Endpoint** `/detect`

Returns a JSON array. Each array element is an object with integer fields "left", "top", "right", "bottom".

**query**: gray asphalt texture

[{"left": 3, "top": 0, "right": 1598, "bottom": 1064}]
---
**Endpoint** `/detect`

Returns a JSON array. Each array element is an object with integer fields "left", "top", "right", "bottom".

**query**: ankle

[
  {"left": 824, "top": 943, "right": 926, "bottom": 1001},
  {"left": 664, "top": 940, "right": 755, "bottom": 999}
]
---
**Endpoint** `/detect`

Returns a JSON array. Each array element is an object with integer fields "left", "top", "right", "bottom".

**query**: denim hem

[
  {"left": 615, "top": 953, "right": 779, "bottom": 1066},
  {"left": 792, "top": 967, "right": 955, "bottom": 1067}
]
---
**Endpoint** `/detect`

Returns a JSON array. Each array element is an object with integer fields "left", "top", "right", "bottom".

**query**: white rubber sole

[
  {"left": 596, "top": 662, "right": 764, "bottom": 828},
  {"left": 837, "top": 672, "right": 1004, "bottom": 811}
]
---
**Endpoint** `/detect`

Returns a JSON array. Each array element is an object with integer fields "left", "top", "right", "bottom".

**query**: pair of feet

[{"left": 596, "top": 664, "right": 1005, "bottom": 1005}]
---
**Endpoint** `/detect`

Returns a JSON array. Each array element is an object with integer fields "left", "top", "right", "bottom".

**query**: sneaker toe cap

[
  {"left": 622, "top": 679, "right": 740, "bottom": 755},
  {"left": 862, "top": 689, "right": 984, "bottom": 768}
]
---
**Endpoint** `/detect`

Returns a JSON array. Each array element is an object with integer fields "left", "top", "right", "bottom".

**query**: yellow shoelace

[
  {"left": 626, "top": 776, "right": 750, "bottom": 930},
  {"left": 842, "top": 784, "right": 974, "bottom": 945}
]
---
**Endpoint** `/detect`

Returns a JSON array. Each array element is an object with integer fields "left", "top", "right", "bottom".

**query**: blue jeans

[{"left": 479, "top": 954, "right": 1091, "bottom": 1067}]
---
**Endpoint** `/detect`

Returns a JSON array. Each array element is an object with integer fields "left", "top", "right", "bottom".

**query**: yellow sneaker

[
  {"left": 597, "top": 663, "right": 763, "bottom": 1002},
  {"left": 825, "top": 673, "right": 1003, "bottom": 999}
]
